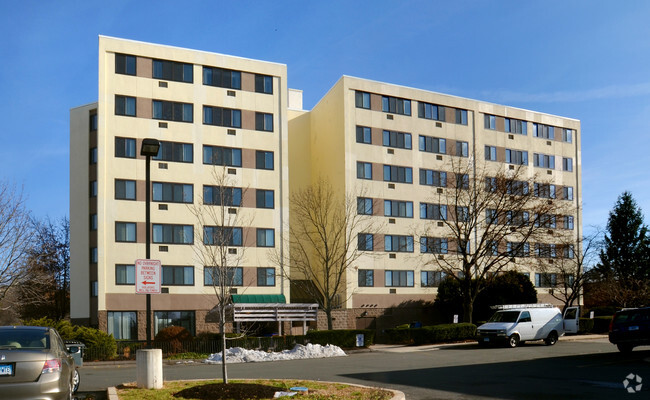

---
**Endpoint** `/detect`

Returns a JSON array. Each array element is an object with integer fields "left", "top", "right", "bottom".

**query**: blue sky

[{"left": 1, "top": 0, "right": 649, "bottom": 236}]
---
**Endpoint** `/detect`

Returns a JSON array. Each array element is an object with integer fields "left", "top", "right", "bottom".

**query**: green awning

[{"left": 231, "top": 294, "right": 286, "bottom": 304}]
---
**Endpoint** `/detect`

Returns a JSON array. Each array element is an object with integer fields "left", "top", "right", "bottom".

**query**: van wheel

[
  {"left": 545, "top": 332, "right": 558, "bottom": 346},
  {"left": 617, "top": 343, "right": 633, "bottom": 353},
  {"left": 507, "top": 334, "right": 520, "bottom": 348}
]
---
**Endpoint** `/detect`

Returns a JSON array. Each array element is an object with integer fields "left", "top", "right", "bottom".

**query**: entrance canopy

[{"left": 230, "top": 295, "right": 318, "bottom": 335}]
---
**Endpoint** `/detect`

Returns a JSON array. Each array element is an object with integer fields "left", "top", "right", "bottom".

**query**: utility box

[{"left": 65, "top": 341, "right": 86, "bottom": 367}]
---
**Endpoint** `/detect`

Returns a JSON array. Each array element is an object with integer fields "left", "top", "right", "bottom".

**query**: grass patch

[
  {"left": 166, "top": 352, "right": 211, "bottom": 360},
  {"left": 116, "top": 379, "right": 393, "bottom": 400}
]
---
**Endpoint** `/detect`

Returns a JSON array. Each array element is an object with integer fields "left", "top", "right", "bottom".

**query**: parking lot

[{"left": 78, "top": 337, "right": 650, "bottom": 399}]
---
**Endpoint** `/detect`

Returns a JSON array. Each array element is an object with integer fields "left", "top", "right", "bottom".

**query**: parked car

[
  {"left": 0, "top": 326, "right": 80, "bottom": 400},
  {"left": 476, "top": 304, "right": 580, "bottom": 348},
  {"left": 609, "top": 307, "right": 650, "bottom": 352}
]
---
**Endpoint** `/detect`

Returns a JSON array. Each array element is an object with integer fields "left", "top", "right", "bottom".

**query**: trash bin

[{"left": 65, "top": 340, "right": 86, "bottom": 367}]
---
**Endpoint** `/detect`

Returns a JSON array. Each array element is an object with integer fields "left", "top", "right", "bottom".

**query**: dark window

[
  {"left": 89, "top": 114, "right": 98, "bottom": 131},
  {"left": 162, "top": 266, "right": 194, "bottom": 286},
  {"left": 115, "top": 265, "right": 135, "bottom": 285},
  {"left": 203, "top": 186, "right": 242, "bottom": 206},
  {"left": 420, "top": 203, "right": 447, "bottom": 220},
  {"left": 89, "top": 148, "right": 97, "bottom": 164},
  {"left": 358, "top": 233, "right": 374, "bottom": 251},
  {"left": 383, "top": 165, "right": 413, "bottom": 183},
  {"left": 356, "top": 126, "right": 372, "bottom": 144},
  {"left": 154, "top": 311, "right": 195, "bottom": 336},
  {"left": 203, "top": 67, "right": 241, "bottom": 89},
  {"left": 385, "top": 270, "right": 414, "bottom": 286},
  {"left": 90, "top": 181, "right": 97, "bottom": 197},
  {"left": 421, "top": 271, "right": 445, "bottom": 287},
  {"left": 154, "top": 141, "right": 193, "bottom": 163},
  {"left": 506, "top": 149, "right": 528, "bottom": 165},
  {"left": 255, "top": 112, "right": 274, "bottom": 131},
  {"left": 420, "top": 237, "right": 448, "bottom": 254},
  {"left": 382, "top": 96, "right": 411, "bottom": 115},
  {"left": 204, "top": 267, "right": 243, "bottom": 286},
  {"left": 507, "top": 242, "right": 530, "bottom": 257},
  {"left": 533, "top": 153, "right": 555, "bottom": 169},
  {"left": 455, "top": 109, "right": 468, "bottom": 125},
  {"left": 115, "top": 137, "right": 136, "bottom": 158},
  {"left": 484, "top": 114, "right": 496, "bottom": 130},
  {"left": 257, "top": 268, "right": 275, "bottom": 286},
  {"left": 535, "top": 273, "right": 557, "bottom": 288},
  {"left": 534, "top": 183, "right": 556, "bottom": 199},
  {"left": 107, "top": 311, "right": 137, "bottom": 340},
  {"left": 355, "top": 91, "right": 371, "bottom": 109},
  {"left": 115, "top": 54, "right": 136, "bottom": 75},
  {"left": 153, "top": 182, "right": 193, "bottom": 203},
  {"left": 456, "top": 174, "right": 469, "bottom": 189},
  {"left": 533, "top": 123, "right": 554, "bottom": 139},
  {"left": 153, "top": 100, "right": 193, "bottom": 122},
  {"left": 203, "top": 106, "right": 241, "bottom": 128},
  {"left": 383, "top": 130, "right": 412, "bottom": 149},
  {"left": 256, "top": 189, "right": 274, "bottom": 208},
  {"left": 357, "top": 197, "right": 373, "bottom": 215},
  {"left": 255, "top": 74, "right": 273, "bottom": 94},
  {"left": 203, "top": 226, "right": 242, "bottom": 246},
  {"left": 384, "top": 200, "right": 413, "bottom": 218},
  {"left": 153, "top": 59, "right": 193, "bottom": 83},
  {"left": 456, "top": 141, "right": 468, "bottom": 157},
  {"left": 485, "top": 146, "right": 497, "bottom": 161},
  {"left": 419, "top": 169, "right": 447, "bottom": 187},
  {"left": 358, "top": 270, "right": 374, "bottom": 287},
  {"left": 152, "top": 224, "right": 193, "bottom": 244},
  {"left": 505, "top": 118, "right": 527, "bottom": 135},
  {"left": 419, "top": 135, "right": 446, "bottom": 154},
  {"left": 202, "top": 145, "right": 242, "bottom": 167},
  {"left": 115, "top": 222, "right": 136, "bottom": 242},
  {"left": 357, "top": 162, "right": 372, "bottom": 179},
  {"left": 115, "top": 95, "right": 136, "bottom": 116},
  {"left": 115, "top": 179, "right": 136, "bottom": 200},
  {"left": 384, "top": 235, "right": 414, "bottom": 252},
  {"left": 418, "top": 102, "right": 445, "bottom": 121},
  {"left": 256, "top": 151, "right": 274, "bottom": 170},
  {"left": 256, "top": 229, "right": 275, "bottom": 247}
]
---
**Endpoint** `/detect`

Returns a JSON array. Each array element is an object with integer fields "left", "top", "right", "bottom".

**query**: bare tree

[
  {"left": 0, "top": 182, "right": 34, "bottom": 314},
  {"left": 421, "top": 160, "right": 572, "bottom": 323},
  {"left": 188, "top": 167, "right": 250, "bottom": 384},
  {"left": 276, "top": 178, "right": 381, "bottom": 330}
]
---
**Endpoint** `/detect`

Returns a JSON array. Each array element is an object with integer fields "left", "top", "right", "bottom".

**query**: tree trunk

[
  {"left": 220, "top": 308, "right": 228, "bottom": 384},
  {"left": 462, "top": 296, "right": 473, "bottom": 324},
  {"left": 326, "top": 309, "right": 333, "bottom": 330}
]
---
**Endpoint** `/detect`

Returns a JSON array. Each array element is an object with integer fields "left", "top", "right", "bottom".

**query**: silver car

[{"left": 0, "top": 326, "right": 79, "bottom": 400}]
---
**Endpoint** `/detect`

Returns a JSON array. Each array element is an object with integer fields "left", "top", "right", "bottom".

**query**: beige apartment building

[{"left": 71, "top": 37, "right": 581, "bottom": 336}]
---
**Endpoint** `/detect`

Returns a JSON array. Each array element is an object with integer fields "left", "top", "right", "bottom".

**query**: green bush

[
  {"left": 385, "top": 323, "right": 477, "bottom": 345},
  {"left": 579, "top": 318, "right": 595, "bottom": 333},
  {"left": 306, "top": 329, "right": 374, "bottom": 348}
]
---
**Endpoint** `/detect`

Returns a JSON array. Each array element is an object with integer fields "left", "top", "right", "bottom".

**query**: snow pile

[{"left": 205, "top": 343, "right": 346, "bottom": 364}]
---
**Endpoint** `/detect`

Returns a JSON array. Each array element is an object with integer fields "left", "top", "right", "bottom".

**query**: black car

[{"left": 609, "top": 307, "right": 650, "bottom": 352}]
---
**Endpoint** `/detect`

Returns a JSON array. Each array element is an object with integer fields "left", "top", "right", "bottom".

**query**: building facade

[{"left": 71, "top": 38, "right": 581, "bottom": 336}]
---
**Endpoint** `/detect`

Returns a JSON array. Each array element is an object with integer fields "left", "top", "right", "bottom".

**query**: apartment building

[
  {"left": 70, "top": 36, "right": 290, "bottom": 339},
  {"left": 289, "top": 76, "right": 581, "bottom": 328}
]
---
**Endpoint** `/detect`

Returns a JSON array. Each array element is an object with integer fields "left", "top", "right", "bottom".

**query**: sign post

[{"left": 136, "top": 259, "right": 161, "bottom": 295}]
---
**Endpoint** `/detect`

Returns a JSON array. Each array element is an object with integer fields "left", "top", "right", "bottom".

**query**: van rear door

[{"left": 563, "top": 306, "right": 580, "bottom": 334}]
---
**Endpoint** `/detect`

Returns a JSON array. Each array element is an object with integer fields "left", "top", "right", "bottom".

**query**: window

[
  {"left": 459, "top": 240, "right": 470, "bottom": 255},
  {"left": 506, "top": 149, "right": 528, "bottom": 165},
  {"left": 357, "top": 197, "right": 373, "bottom": 215},
  {"left": 255, "top": 74, "right": 273, "bottom": 94},
  {"left": 358, "top": 233, "right": 374, "bottom": 251},
  {"left": 154, "top": 311, "right": 195, "bottom": 336},
  {"left": 383, "top": 130, "right": 412, "bottom": 149},
  {"left": 485, "top": 146, "right": 497, "bottom": 161},
  {"left": 203, "top": 106, "right": 242, "bottom": 128},
  {"left": 91, "top": 281, "right": 98, "bottom": 297},
  {"left": 154, "top": 141, "right": 193, "bottom": 163},
  {"left": 507, "top": 242, "right": 529, "bottom": 257},
  {"left": 355, "top": 91, "right": 371, "bottom": 109},
  {"left": 421, "top": 271, "right": 445, "bottom": 287},
  {"left": 153, "top": 182, "right": 193, "bottom": 203},
  {"left": 533, "top": 153, "right": 555, "bottom": 169},
  {"left": 107, "top": 311, "right": 137, "bottom": 340},
  {"left": 485, "top": 177, "right": 498, "bottom": 193},
  {"left": 204, "top": 226, "right": 242, "bottom": 246},
  {"left": 456, "top": 141, "right": 468, "bottom": 157},
  {"left": 456, "top": 173, "right": 469, "bottom": 189},
  {"left": 534, "top": 183, "right": 556, "bottom": 199},
  {"left": 153, "top": 224, "right": 193, "bottom": 244},
  {"left": 90, "top": 214, "right": 97, "bottom": 231},
  {"left": 383, "top": 165, "right": 413, "bottom": 183},
  {"left": 385, "top": 270, "right": 414, "bottom": 287},
  {"left": 535, "top": 243, "right": 557, "bottom": 258},
  {"left": 563, "top": 186, "right": 574, "bottom": 201},
  {"left": 116, "top": 264, "right": 135, "bottom": 285},
  {"left": 203, "top": 145, "right": 242, "bottom": 167},
  {"left": 562, "top": 128, "right": 573, "bottom": 143},
  {"left": 382, "top": 96, "right": 411, "bottom": 115},
  {"left": 256, "top": 151, "right": 274, "bottom": 170},
  {"left": 419, "top": 135, "right": 446, "bottom": 154},
  {"left": 384, "top": 200, "right": 413, "bottom": 218},
  {"left": 256, "top": 189, "right": 274, "bottom": 208},
  {"left": 356, "top": 126, "right": 372, "bottom": 144},
  {"left": 115, "top": 137, "right": 136, "bottom": 158},
  {"left": 455, "top": 109, "right": 468, "bottom": 125},
  {"left": 90, "top": 247, "right": 97, "bottom": 263},
  {"left": 90, "top": 181, "right": 97, "bottom": 198},
  {"left": 203, "top": 186, "right": 242, "bottom": 206},
  {"left": 562, "top": 157, "right": 573, "bottom": 172},
  {"left": 115, "top": 53, "right": 136, "bottom": 75},
  {"left": 484, "top": 114, "right": 496, "bottom": 130},
  {"left": 535, "top": 273, "right": 557, "bottom": 288},
  {"left": 153, "top": 100, "right": 193, "bottom": 122},
  {"left": 358, "top": 270, "right": 374, "bottom": 287},
  {"left": 257, "top": 268, "right": 275, "bottom": 286},
  {"left": 563, "top": 245, "right": 575, "bottom": 259},
  {"left": 357, "top": 162, "right": 372, "bottom": 180},
  {"left": 485, "top": 209, "right": 497, "bottom": 225},
  {"left": 115, "top": 95, "right": 136, "bottom": 116},
  {"left": 535, "top": 214, "right": 556, "bottom": 229},
  {"left": 456, "top": 206, "right": 469, "bottom": 222},
  {"left": 420, "top": 237, "right": 448, "bottom": 254},
  {"left": 506, "top": 180, "right": 529, "bottom": 196},
  {"left": 419, "top": 169, "right": 447, "bottom": 187},
  {"left": 203, "top": 66, "right": 241, "bottom": 89},
  {"left": 533, "top": 123, "right": 554, "bottom": 139},
  {"left": 115, "top": 179, "right": 136, "bottom": 200},
  {"left": 420, "top": 203, "right": 447, "bottom": 220},
  {"left": 256, "top": 229, "right": 275, "bottom": 247},
  {"left": 153, "top": 59, "right": 193, "bottom": 83},
  {"left": 89, "top": 114, "right": 98, "bottom": 131},
  {"left": 418, "top": 102, "right": 445, "bottom": 121},
  {"left": 115, "top": 222, "right": 136, "bottom": 242},
  {"left": 204, "top": 267, "right": 243, "bottom": 286},
  {"left": 505, "top": 118, "right": 527, "bottom": 135},
  {"left": 255, "top": 112, "right": 274, "bottom": 131},
  {"left": 384, "top": 235, "right": 414, "bottom": 252},
  {"left": 89, "top": 148, "right": 97, "bottom": 164},
  {"left": 507, "top": 211, "right": 530, "bottom": 226},
  {"left": 162, "top": 266, "right": 194, "bottom": 286},
  {"left": 564, "top": 215, "right": 574, "bottom": 230}
]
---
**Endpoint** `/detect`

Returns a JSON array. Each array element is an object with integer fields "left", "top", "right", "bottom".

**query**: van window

[
  {"left": 519, "top": 311, "right": 531, "bottom": 322},
  {"left": 488, "top": 311, "right": 520, "bottom": 323},
  {"left": 564, "top": 308, "right": 577, "bottom": 320}
]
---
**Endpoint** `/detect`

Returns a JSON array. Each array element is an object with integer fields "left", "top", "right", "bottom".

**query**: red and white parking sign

[{"left": 135, "top": 259, "right": 161, "bottom": 294}]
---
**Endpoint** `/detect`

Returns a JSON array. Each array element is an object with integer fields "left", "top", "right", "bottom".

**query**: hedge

[
  {"left": 579, "top": 318, "right": 595, "bottom": 333},
  {"left": 306, "top": 329, "right": 374, "bottom": 348},
  {"left": 385, "top": 323, "right": 477, "bottom": 345}
]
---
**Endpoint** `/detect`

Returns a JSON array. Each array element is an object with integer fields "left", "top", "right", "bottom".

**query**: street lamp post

[{"left": 140, "top": 138, "right": 160, "bottom": 347}]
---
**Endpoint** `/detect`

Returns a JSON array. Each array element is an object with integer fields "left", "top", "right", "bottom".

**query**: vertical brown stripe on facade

[
  {"left": 135, "top": 138, "right": 145, "bottom": 160},
  {"left": 555, "top": 126, "right": 563, "bottom": 142},
  {"left": 243, "top": 267, "right": 256, "bottom": 287},
  {"left": 242, "top": 188, "right": 256, "bottom": 208},
  {"left": 496, "top": 117, "right": 505, "bottom": 132},
  {"left": 375, "top": 234, "right": 385, "bottom": 252},
  {"left": 137, "top": 97, "right": 152, "bottom": 119},
  {"left": 372, "top": 162, "right": 383, "bottom": 181},
  {"left": 137, "top": 222, "right": 146, "bottom": 244},
  {"left": 375, "top": 268, "right": 385, "bottom": 287},
  {"left": 370, "top": 94, "right": 382, "bottom": 112},
  {"left": 137, "top": 179, "right": 147, "bottom": 202},
  {"left": 242, "top": 148, "right": 256, "bottom": 169},
  {"left": 241, "top": 72, "right": 255, "bottom": 92},
  {"left": 137, "top": 57, "right": 152, "bottom": 78},
  {"left": 497, "top": 146, "right": 506, "bottom": 163},
  {"left": 371, "top": 128, "right": 382, "bottom": 146},
  {"left": 243, "top": 226, "right": 256, "bottom": 248},
  {"left": 373, "top": 198, "right": 384, "bottom": 216},
  {"left": 447, "top": 139, "right": 457, "bottom": 156},
  {"left": 445, "top": 107, "right": 455, "bottom": 123},
  {"left": 242, "top": 110, "right": 255, "bottom": 130}
]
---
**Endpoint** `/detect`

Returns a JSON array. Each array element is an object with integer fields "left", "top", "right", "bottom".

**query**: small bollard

[{"left": 136, "top": 349, "right": 163, "bottom": 389}]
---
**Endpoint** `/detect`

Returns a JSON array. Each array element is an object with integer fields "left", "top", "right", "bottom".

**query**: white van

[{"left": 476, "top": 304, "right": 580, "bottom": 348}]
